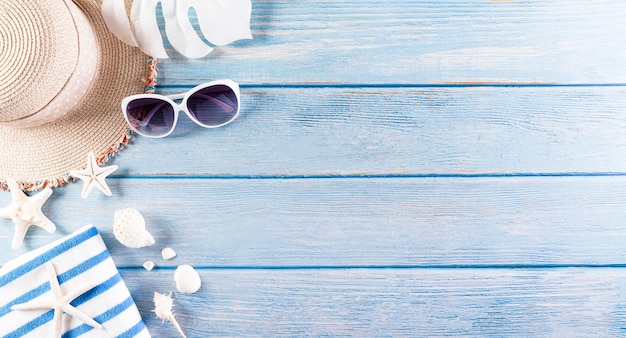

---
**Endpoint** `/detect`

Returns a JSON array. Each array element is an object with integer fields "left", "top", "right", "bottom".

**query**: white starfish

[
  {"left": 70, "top": 151, "right": 118, "bottom": 199},
  {"left": 11, "top": 262, "right": 103, "bottom": 337},
  {"left": 0, "top": 178, "right": 56, "bottom": 249}
]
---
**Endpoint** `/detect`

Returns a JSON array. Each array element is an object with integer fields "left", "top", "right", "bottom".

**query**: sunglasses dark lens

[
  {"left": 187, "top": 85, "right": 238, "bottom": 127},
  {"left": 126, "top": 98, "right": 175, "bottom": 137}
]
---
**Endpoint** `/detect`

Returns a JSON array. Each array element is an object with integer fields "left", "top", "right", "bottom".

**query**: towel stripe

[
  {"left": 0, "top": 283, "right": 48, "bottom": 318},
  {"left": 118, "top": 320, "right": 149, "bottom": 338},
  {"left": 8, "top": 276, "right": 128, "bottom": 338},
  {"left": 0, "top": 226, "right": 149, "bottom": 337},
  {"left": 57, "top": 249, "right": 110, "bottom": 283},
  {"left": 61, "top": 296, "right": 136, "bottom": 338},
  {"left": 0, "top": 249, "right": 111, "bottom": 318},
  {"left": 0, "top": 227, "right": 98, "bottom": 287},
  {"left": 5, "top": 308, "right": 53, "bottom": 338},
  {"left": 71, "top": 273, "right": 123, "bottom": 307}
]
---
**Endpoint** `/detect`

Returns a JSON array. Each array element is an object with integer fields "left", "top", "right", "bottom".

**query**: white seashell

[
  {"left": 161, "top": 247, "right": 177, "bottom": 260},
  {"left": 174, "top": 265, "right": 201, "bottom": 294},
  {"left": 153, "top": 292, "right": 186, "bottom": 338},
  {"left": 113, "top": 208, "right": 155, "bottom": 248},
  {"left": 143, "top": 261, "right": 155, "bottom": 271}
]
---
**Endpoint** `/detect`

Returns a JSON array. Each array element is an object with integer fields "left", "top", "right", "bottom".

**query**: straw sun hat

[{"left": 0, "top": 0, "right": 155, "bottom": 191}]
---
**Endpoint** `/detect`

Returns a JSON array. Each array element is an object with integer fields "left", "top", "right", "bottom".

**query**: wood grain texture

[
  {"left": 2, "top": 1, "right": 626, "bottom": 335},
  {"left": 125, "top": 268, "right": 626, "bottom": 336},
  {"left": 116, "top": 86, "right": 626, "bottom": 176},
  {"left": 2, "top": 177, "right": 626, "bottom": 267},
  {"left": 156, "top": 0, "right": 626, "bottom": 85}
]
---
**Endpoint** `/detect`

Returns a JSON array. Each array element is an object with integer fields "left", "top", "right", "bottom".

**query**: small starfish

[
  {"left": 0, "top": 178, "right": 56, "bottom": 249},
  {"left": 11, "top": 262, "right": 102, "bottom": 338},
  {"left": 70, "top": 151, "right": 118, "bottom": 199}
]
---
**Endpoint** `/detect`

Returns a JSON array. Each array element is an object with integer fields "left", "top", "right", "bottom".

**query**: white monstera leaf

[{"left": 102, "top": 0, "right": 252, "bottom": 58}]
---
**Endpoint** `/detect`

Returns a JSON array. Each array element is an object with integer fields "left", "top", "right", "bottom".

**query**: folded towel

[{"left": 0, "top": 225, "right": 150, "bottom": 337}]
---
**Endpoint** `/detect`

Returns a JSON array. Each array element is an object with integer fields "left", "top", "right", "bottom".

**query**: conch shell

[
  {"left": 113, "top": 208, "right": 155, "bottom": 248},
  {"left": 154, "top": 292, "right": 186, "bottom": 338}
]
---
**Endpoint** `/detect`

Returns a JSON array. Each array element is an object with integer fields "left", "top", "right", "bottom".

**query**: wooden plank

[
  {"left": 123, "top": 268, "right": 626, "bottom": 336},
  {"left": 3, "top": 177, "right": 626, "bottom": 267},
  {"left": 117, "top": 86, "right": 626, "bottom": 176},
  {"left": 155, "top": 0, "right": 626, "bottom": 84}
]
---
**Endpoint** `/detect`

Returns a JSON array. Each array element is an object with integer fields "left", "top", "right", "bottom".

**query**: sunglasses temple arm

[{"left": 134, "top": 102, "right": 169, "bottom": 127}]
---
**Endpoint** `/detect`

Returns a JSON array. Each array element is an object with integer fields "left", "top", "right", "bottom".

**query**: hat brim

[{"left": 0, "top": 0, "right": 155, "bottom": 191}]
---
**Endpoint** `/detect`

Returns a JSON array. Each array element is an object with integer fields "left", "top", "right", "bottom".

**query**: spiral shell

[
  {"left": 113, "top": 208, "right": 155, "bottom": 248},
  {"left": 153, "top": 292, "right": 175, "bottom": 320},
  {"left": 154, "top": 292, "right": 186, "bottom": 338}
]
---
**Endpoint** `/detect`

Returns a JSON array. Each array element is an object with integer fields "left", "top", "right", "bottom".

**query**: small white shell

[
  {"left": 174, "top": 265, "right": 201, "bottom": 293},
  {"left": 143, "top": 261, "right": 155, "bottom": 271},
  {"left": 162, "top": 247, "right": 177, "bottom": 260},
  {"left": 113, "top": 208, "right": 155, "bottom": 248}
]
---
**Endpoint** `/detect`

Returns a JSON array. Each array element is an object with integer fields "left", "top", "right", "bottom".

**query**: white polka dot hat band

[{"left": 0, "top": 0, "right": 156, "bottom": 191}]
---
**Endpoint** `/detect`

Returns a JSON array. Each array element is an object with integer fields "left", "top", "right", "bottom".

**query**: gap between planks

[
  {"left": 117, "top": 264, "right": 626, "bottom": 270},
  {"left": 158, "top": 83, "right": 626, "bottom": 90},
  {"left": 109, "top": 172, "right": 626, "bottom": 180}
]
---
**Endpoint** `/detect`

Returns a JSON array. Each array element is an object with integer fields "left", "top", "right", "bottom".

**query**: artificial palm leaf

[{"left": 102, "top": 0, "right": 252, "bottom": 58}]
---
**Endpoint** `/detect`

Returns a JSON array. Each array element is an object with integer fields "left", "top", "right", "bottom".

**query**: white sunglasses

[{"left": 121, "top": 79, "right": 240, "bottom": 138}]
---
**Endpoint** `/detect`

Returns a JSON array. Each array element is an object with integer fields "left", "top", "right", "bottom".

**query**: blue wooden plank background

[{"left": 3, "top": 0, "right": 626, "bottom": 336}]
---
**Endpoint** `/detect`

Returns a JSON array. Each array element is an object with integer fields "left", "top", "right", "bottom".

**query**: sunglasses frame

[{"left": 121, "top": 79, "right": 241, "bottom": 138}]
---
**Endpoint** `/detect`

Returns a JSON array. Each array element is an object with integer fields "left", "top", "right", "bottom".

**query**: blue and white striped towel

[{"left": 0, "top": 225, "right": 151, "bottom": 337}]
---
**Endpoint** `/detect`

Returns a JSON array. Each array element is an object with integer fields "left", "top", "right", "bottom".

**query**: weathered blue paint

[{"left": 2, "top": 0, "right": 626, "bottom": 335}]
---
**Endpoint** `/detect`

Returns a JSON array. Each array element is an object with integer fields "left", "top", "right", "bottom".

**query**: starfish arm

[
  {"left": 5, "top": 178, "right": 27, "bottom": 202},
  {"left": 93, "top": 165, "right": 118, "bottom": 196},
  {"left": 1, "top": 179, "right": 27, "bottom": 221},
  {"left": 94, "top": 177, "right": 113, "bottom": 196},
  {"left": 80, "top": 177, "right": 96, "bottom": 199},
  {"left": 53, "top": 308, "right": 63, "bottom": 338},
  {"left": 70, "top": 168, "right": 96, "bottom": 199},
  {"left": 36, "top": 217, "right": 57, "bottom": 233},
  {"left": 25, "top": 205, "right": 56, "bottom": 233},
  {"left": 11, "top": 222, "right": 29, "bottom": 249},
  {"left": 0, "top": 204, "right": 15, "bottom": 218},
  {"left": 94, "top": 164, "right": 118, "bottom": 177},
  {"left": 87, "top": 152, "right": 98, "bottom": 171},
  {"left": 64, "top": 281, "right": 98, "bottom": 302},
  {"left": 69, "top": 170, "right": 88, "bottom": 179},
  {"left": 29, "top": 187, "right": 53, "bottom": 205},
  {"left": 46, "top": 263, "right": 64, "bottom": 299},
  {"left": 23, "top": 189, "right": 56, "bottom": 233},
  {"left": 11, "top": 298, "right": 54, "bottom": 311},
  {"left": 62, "top": 304, "right": 102, "bottom": 329}
]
